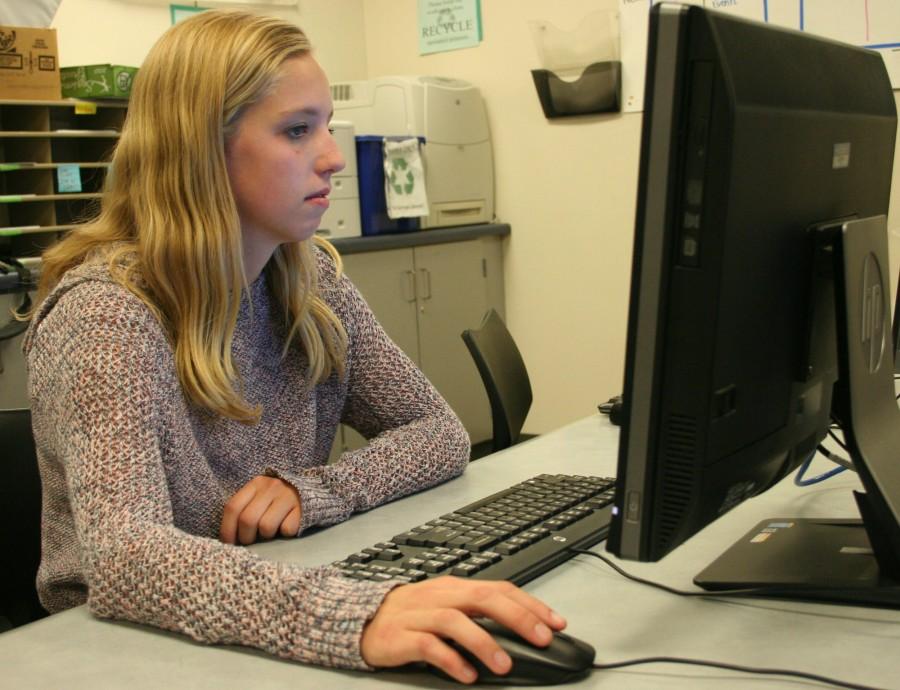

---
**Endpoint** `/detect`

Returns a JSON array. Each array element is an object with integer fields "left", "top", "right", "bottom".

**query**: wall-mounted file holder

[
  {"left": 529, "top": 11, "right": 621, "bottom": 119},
  {"left": 531, "top": 61, "right": 621, "bottom": 118}
]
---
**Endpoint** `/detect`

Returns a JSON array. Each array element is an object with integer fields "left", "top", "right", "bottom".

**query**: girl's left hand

[{"left": 219, "top": 475, "right": 302, "bottom": 545}]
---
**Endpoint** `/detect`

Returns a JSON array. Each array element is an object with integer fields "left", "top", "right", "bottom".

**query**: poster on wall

[
  {"left": 620, "top": 0, "right": 900, "bottom": 112},
  {"left": 418, "top": 0, "right": 483, "bottom": 55}
]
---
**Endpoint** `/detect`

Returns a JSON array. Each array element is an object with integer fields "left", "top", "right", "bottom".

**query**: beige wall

[
  {"left": 51, "top": 0, "right": 369, "bottom": 82},
  {"left": 49, "top": 0, "right": 900, "bottom": 434},
  {"left": 362, "top": 0, "right": 634, "bottom": 433}
]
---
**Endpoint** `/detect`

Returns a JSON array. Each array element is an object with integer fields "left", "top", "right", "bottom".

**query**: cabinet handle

[
  {"left": 403, "top": 270, "right": 417, "bottom": 302},
  {"left": 418, "top": 268, "right": 432, "bottom": 301}
]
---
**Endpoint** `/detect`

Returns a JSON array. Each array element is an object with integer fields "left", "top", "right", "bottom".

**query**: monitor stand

[{"left": 694, "top": 216, "right": 900, "bottom": 608}]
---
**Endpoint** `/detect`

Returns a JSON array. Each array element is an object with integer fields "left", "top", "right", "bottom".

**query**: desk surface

[{"left": 2, "top": 416, "right": 898, "bottom": 689}]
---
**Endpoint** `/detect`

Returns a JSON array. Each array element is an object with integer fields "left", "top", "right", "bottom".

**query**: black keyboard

[{"left": 334, "top": 474, "right": 616, "bottom": 586}]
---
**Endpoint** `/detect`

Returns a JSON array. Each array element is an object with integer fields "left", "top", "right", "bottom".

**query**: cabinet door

[
  {"left": 341, "top": 248, "right": 420, "bottom": 362},
  {"left": 414, "top": 240, "right": 492, "bottom": 445},
  {"left": 338, "top": 248, "right": 421, "bottom": 453}
]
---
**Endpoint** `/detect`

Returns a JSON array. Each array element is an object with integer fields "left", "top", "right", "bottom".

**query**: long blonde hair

[{"left": 35, "top": 10, "right": 347, "bottom": 422}]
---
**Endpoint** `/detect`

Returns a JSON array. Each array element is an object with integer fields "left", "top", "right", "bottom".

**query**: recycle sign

[{"left": 389, "top": 156, "right": 415, "bottom": 195}]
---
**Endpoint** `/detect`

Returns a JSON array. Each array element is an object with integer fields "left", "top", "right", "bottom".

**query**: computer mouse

[{"left": 430, "top": 618, "right": 596, "bottom": 686}]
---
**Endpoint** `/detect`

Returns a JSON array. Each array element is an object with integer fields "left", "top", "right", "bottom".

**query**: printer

[
  {"left": 317, "top": 120, "right": 362, "bottom": 239},
  {"left": 331, "top": 76, "right": 494, "bottom": 229}
]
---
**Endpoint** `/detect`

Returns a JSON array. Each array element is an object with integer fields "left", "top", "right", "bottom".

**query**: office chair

[
  {"left": 0, "top": 408, "right": 47, "bottom": 630},
  {"left": 461, "top": 309, "right": 536, "bottom": 459}
]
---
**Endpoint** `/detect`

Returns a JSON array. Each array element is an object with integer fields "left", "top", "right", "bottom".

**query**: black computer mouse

[{"left": 431, "top": 618, "right": 596, "bottom": 686}]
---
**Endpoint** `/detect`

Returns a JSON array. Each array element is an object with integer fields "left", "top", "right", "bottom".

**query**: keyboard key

[
  {"left": 422, "top": 560, "right": 451, "bottom": 573},
  {"left": 347, "top": 551, "right": 374, "bottom": 564},
  {"left": 425, "top": 529, "right": 464, "bottom": 547},
  {"left": 452, "top": 563, "right": 482, "bottom": 577},
  {"left": 391, "top": 575, "right": 416, "bottom": 584},
  {"left": 378, "top": 549, "right": 403, "bottom": 561},
  {"left": 462, "top": 535, "right": 500, "bottom": 552},
  {"left": 392, "top": 531, "right": 419, "bottom": 545},
  {"left": 467, "top": 556, "right": 492, "bottom": 569},
  {"left": 521, "top": 530, "right": 548, "bottom": 543},
  {"left": 407, "top": 532, "right": 429, "bottom": 547}
]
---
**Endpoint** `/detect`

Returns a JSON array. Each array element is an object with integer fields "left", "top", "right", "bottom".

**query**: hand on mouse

[
  {"left": 219, "top": 475, "right": 302, "bottom": 545},
  {"left": 360, "top": 576, "right": 567, "bottom": 684}
]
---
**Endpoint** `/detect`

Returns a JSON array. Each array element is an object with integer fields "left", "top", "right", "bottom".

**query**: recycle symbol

[{"left": 389, "top": 157, "right": 415, "bottom": 194}]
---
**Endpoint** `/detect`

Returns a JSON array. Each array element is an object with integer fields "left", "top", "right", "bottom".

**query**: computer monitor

[{"left": 607, "top": 3, "right": 900, "bottom": 606}]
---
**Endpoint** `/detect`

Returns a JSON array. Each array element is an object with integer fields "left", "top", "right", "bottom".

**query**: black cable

[
  {"left": 597, "top": 395, "right": 624, "bottom": 426},
  {"left": 569, "top": 548, "right": 768, "bottom": 598},
  {"left": 591, "top": 657, "right": 887, "bottom": 690},
  {"left": 827, "top": 426, "right": 848, "bottom": 451},
  {"left": 571, "top": 549, "right": 890, "bottom": 690},
  {"left": 815, "top": 444, "right": 855, "bottom": 471}
]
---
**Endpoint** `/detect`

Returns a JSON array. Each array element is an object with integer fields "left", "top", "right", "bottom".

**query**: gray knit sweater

[{"left": 23, "top": 247, "right": 469, "bottom": 669}]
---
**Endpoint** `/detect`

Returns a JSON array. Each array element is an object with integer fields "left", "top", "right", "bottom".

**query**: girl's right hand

[{"left": 359, "top": 576, "right": 566, "bottom": 684}]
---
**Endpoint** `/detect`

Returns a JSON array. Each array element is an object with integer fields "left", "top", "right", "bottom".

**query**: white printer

[
  {"left": 331, "top": 76, "right": 494, "bottom": 229},
  {"left": 317, "top": 120, "right": 362, "bottom": 239}
]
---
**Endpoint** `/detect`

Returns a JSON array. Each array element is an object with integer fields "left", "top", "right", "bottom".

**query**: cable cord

[
  {"left": 571, "top": 549, "right": 889, "bottom": 690},
  {"left": 795, "top": 420, "right": 855, "bottom": 486},
  {"left": 570, "top": 549, "right": 768, "bottom": 598},
  {"left": 590, "top": 657, "right": 887, "bottom": 690},
  {"left": 795, "top": 449, "right": 848, "bottom": 486}
]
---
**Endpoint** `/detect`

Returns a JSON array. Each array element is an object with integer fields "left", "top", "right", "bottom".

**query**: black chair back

[
  {"left": 462, "top": 309, "right": 533, "bottom": 453},
  {"left": 0, "top": 408, "right": 47, "bottom": 629}
]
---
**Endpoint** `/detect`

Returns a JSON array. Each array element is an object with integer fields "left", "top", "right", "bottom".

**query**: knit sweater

[{"left": 22, "top": 247, "right": 470, "bottom": 669}]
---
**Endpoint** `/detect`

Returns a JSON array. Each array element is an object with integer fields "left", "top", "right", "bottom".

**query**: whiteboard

[{"left": 620, "top": 0, "right": 900, "bottom": 112}]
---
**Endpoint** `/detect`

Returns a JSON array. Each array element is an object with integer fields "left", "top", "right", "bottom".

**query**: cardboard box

[
  {"left": 60, "top": 64, "right": 137, "bottom": 100},
  {"left": 0, "top": 25, "right": 61, "bottom": 101}
]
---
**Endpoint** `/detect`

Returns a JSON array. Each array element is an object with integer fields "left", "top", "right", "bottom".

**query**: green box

[{"left": 60, "top": 64, "right": 138, "bottom": 99}]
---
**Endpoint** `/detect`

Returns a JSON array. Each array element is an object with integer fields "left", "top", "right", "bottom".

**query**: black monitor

[{"left": 607, "top": 3, "right": 900, "bottom": 606}]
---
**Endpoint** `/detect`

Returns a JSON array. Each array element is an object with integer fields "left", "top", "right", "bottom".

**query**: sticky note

[{"left": 57, "top": 164, "right": 83, "bottom": 193}]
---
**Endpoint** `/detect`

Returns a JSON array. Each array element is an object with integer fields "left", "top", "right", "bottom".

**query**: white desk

[{"left": 2, "top": 415, "right": 899, "bottom": 689}]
